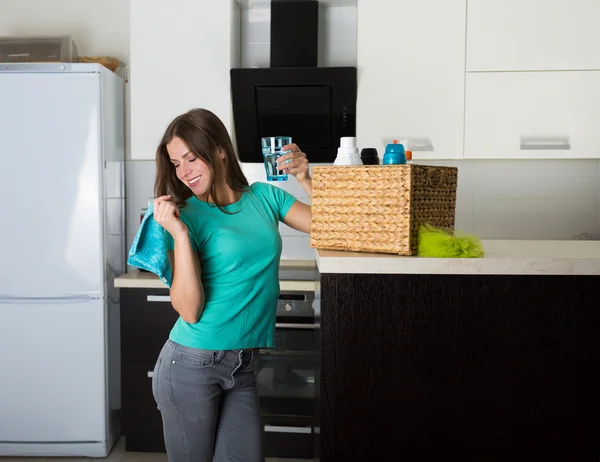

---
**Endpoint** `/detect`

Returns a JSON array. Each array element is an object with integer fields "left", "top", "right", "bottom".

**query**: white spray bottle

[{"left": 333, "top": 137, "right": 363, "bottom": 165}]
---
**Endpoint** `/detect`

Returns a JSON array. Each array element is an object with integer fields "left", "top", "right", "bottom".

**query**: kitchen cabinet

[
  {"left": 120, "top": 287, "right": 178, "bottom": 452},
  {"left": 121, "top": 362, "right": 166, "bottom": 453},
  {"left": 316, "top": 244, "right": 600, "bottom": 460},
  {"left": 467, "top": 0, "right": 600, "bottom": 72},
  {"left": 464, "top": 71, "right": 600, "bottom": 159},
  {"left": 356, "top": 0, "right": 466, "bottom": 160},
  {"left": 129, "top": 0, "right": 240, "bottom": 160},
  {"left": 116, "top": 269, "right": 320, "bottom": 457}
]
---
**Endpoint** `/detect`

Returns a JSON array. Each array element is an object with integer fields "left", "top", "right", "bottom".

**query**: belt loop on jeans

[{"left": 214, "top": 350, "right": 223, "bottom": 363}]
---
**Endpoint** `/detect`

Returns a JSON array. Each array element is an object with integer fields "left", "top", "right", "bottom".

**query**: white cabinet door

[
  {"left": 357, "top": 0, "right": 466, "bottom": 160},
  {"left": 467, "top": 0, "right": 600, "bottom": 71},
  {"left": 130, "top": 0, "right": 239, "bottom": 159},
  {"left": 464, "top": 71, "right": 600, "bottom": 159}
]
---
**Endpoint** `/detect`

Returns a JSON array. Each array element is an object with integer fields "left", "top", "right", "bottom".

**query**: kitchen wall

[
  {"left": 107, "top": 1, "right": 600, "bottom": 262},
  {"left": 2, "top": 0, "right": 599, "bottom": 267},
  {"left": 125, "top": 3, "right": 355, "bottom": 261},
  {"left": 241, "top": 5, "right": 357, "bottom": 68},
  {"left": 0, "top": 0, "right": 129, "bottom": 61},
  {"left": 127, "top": 158, "right": 600, "bottom": 259},
  {"left": 0, "top": 0, "right": 132, "bottom": 158},
  {"left": 419, "top": 159, "right": 600, "bottom": 240}
]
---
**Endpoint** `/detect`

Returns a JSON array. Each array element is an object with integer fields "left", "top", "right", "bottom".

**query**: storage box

[
  {"left": 310, "top": 164, "right": 458, "bottom": 255},
  {"left": 0, "top": 35, "right": 78, "bottom": 63}
]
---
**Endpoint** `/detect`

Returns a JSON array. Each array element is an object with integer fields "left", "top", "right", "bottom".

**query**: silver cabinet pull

[
  {"left": 275, "top": 323, "right": 318, "bottom": 330},
  {"left": 147, "top": 295, "right": 171, "bottom": 302},
  {"left": 520, "top": 137, "right": 570, "bottom": 150},
  {"left": 411, "top": 138, "right": 434, "bottom": 152},
  {"left": 147, "top": 371, "right": 154, "bottom": 378},
  {"left": 264, "top": 425, "right": 312, "bottom": 434}
]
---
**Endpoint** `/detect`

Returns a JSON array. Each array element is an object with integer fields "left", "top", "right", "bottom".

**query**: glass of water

[{"left": 261, "top": 136, "right": 292, "bottom": 181}]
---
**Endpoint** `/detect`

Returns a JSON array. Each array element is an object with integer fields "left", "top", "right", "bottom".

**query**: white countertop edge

[
  {"left": 315, "top": 240, "right": 600, "bottom": 276},
  {"left": 115, "top": 279, "right": 317, "bottom": 291},
  {"left": 280, "top": 259, "right": 316, "bottom": 268},
  {"left": 114, "top": 277, "right": 167, "bottom": 289},
  {"left": 115, "top": 271, "right": 317, "bottom": 291},
  {"left": 280, "top": 280, "right": 318, "bottom": 291}
]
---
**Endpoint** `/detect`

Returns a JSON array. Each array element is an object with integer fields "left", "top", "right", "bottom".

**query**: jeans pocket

[
  {"left": 173, "top": 351, "right": 215, "bottom": 370},
  {"left": 151, "top": 357, "right": 162, "bottom": 405},
  {"left": 242, "top": 349, "right": 259, "bottom": 373}
]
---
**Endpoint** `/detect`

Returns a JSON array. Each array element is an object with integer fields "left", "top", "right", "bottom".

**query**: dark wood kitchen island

[{"left": 315, "top": 240, "right": 600, "bottom": 461}]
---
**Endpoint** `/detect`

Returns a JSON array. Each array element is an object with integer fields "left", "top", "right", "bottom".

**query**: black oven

[{"left": 257, "top": 288, "right": 319, "bottom": 460}]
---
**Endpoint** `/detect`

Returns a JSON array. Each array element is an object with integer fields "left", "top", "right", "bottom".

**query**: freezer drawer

[{"left": 0, "top": 298, "right": 106, "bottom": 442}]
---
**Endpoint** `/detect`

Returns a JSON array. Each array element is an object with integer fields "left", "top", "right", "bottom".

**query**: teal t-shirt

[{"left": 165, "top": 182, "right": 297, "bottom": 350}]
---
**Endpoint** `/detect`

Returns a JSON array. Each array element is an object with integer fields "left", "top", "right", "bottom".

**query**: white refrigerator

[{"left": 0, "top": 63, "right": 125, "bottom": 457}]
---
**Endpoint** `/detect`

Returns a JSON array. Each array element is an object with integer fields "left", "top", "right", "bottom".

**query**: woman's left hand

[{"left": 277, "top": 144, "right": 311, "bottom": 184}]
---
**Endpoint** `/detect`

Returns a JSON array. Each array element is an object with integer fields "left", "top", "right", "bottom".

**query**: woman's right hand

[{"left": 153, "top": 195, "right": 188, "bottom": 238}]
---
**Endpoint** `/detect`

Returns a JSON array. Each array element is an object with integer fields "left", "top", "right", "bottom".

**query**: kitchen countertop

[
  {"left": 315, "top": 240, "right": 600, "bottom": 275},
  {"left": 115, "top": 259, "right": 318, "bottom": 291}
]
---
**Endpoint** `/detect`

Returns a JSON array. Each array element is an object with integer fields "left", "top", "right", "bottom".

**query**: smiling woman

[
  {"left": 148, "top": 107, "right": 313, "bottom": 462},
  {"left": 154, "top": 108, "right": 249, "bottom": 212}
]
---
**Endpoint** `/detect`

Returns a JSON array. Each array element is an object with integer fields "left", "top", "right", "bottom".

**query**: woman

[{"left": 150, "top": 108, "right": 312, "bottom": 462}]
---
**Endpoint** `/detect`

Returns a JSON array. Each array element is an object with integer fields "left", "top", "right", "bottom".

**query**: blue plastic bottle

[{"left": 382, "top": 140, "right": 407, "bottom": 165}]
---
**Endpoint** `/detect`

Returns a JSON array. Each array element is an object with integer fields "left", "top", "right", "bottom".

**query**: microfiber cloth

[{"left": 127, "top": 203, "right": 173, "bottom": 287}]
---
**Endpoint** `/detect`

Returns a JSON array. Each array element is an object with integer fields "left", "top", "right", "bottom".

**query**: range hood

[
  {"left": 230, "top": 0, "right": 357, "bottom": 163},
  {"left": 269, "top": 0, "right": 319, "bottom": 68}
]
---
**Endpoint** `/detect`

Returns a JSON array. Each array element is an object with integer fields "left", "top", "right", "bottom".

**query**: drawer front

[
  {"left": 464, "top": 71, "right": 600, "bottom": 159},
  {"left": 263, "top": 415, "right": 315, "bottom": 459},
  {"left": 121, "top": 362, "right": 166, "bottom": 453},
  {"left": 121, "top": 288, "right": 179, "bottom": 362},
  {"left": 121, "top": 362, "right": 316, "bottom": 456},
  {"left": 467, "top": 0, "right": 600, "bottom": 71}
]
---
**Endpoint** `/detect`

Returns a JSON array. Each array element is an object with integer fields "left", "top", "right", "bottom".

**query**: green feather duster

[{"left": 417, "top": 224, "right": 484, "bottom": 258}]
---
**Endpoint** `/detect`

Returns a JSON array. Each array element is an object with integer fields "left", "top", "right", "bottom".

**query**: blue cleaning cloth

[{"left": 127, "top": 203, "right": 173, "bottom": 287}]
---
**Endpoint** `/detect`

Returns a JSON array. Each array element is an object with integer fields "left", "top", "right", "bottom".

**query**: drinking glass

[{"left": 261, "top": 136, "right": 292, "bottom": 181}]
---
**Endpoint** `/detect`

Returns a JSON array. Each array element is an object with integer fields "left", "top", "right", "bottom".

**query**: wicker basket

[
  {"left": 77, "top": 56, "right": 120, "bottom": 72},
  {"left": 310, "top": 164, "right": 458, "bottom": 255}
]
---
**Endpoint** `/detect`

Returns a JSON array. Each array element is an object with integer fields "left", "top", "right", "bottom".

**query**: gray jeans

[{"left": 152, "top": 340, "right": 264, "bottom": 462}]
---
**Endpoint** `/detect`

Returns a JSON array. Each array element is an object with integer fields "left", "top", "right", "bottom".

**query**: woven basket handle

[{"left": 425, "top": 168, "right": 447, "bottom": 188}]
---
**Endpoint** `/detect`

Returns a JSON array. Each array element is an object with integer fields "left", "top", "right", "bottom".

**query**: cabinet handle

[
  {"left": 147, "top": 371, "right": 153, "bottom": 378},
  {"left": 275, "top": 323, "right": 318, "bottom": 330},
  {"left": 520, "top": 137, "right": 570, "bottom": 151},
  {"left": 411, "top": 138, "right": 434, "bottom": 152},
  {"left": 264, "top": 425, "right": 312, "bottom": 434},
  {"left": 147, "top": 295, "right": 171, "bottom": 302}
]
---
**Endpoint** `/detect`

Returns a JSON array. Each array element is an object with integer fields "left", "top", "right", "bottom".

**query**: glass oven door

[{"left": 256, "top": 290, "right": 319, "bottom": 459}]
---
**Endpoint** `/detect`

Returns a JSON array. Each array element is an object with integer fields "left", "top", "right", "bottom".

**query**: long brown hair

[{"left": 154, "top": 108, "right": 249, "bottom": 213}]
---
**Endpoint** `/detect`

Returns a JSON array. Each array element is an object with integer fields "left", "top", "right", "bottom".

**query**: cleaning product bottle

[
  {"left": 382, "top": 140, "right": 406, "bottom": 165},
  {"left": 333, "top": 137, "right": 363, "bottom": 165},
  {"left": 398, "top": 139, "right": 413, "bottom": 163},
  {"left": 360, "top": 148, "right": 379, "bottom": 165}
]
